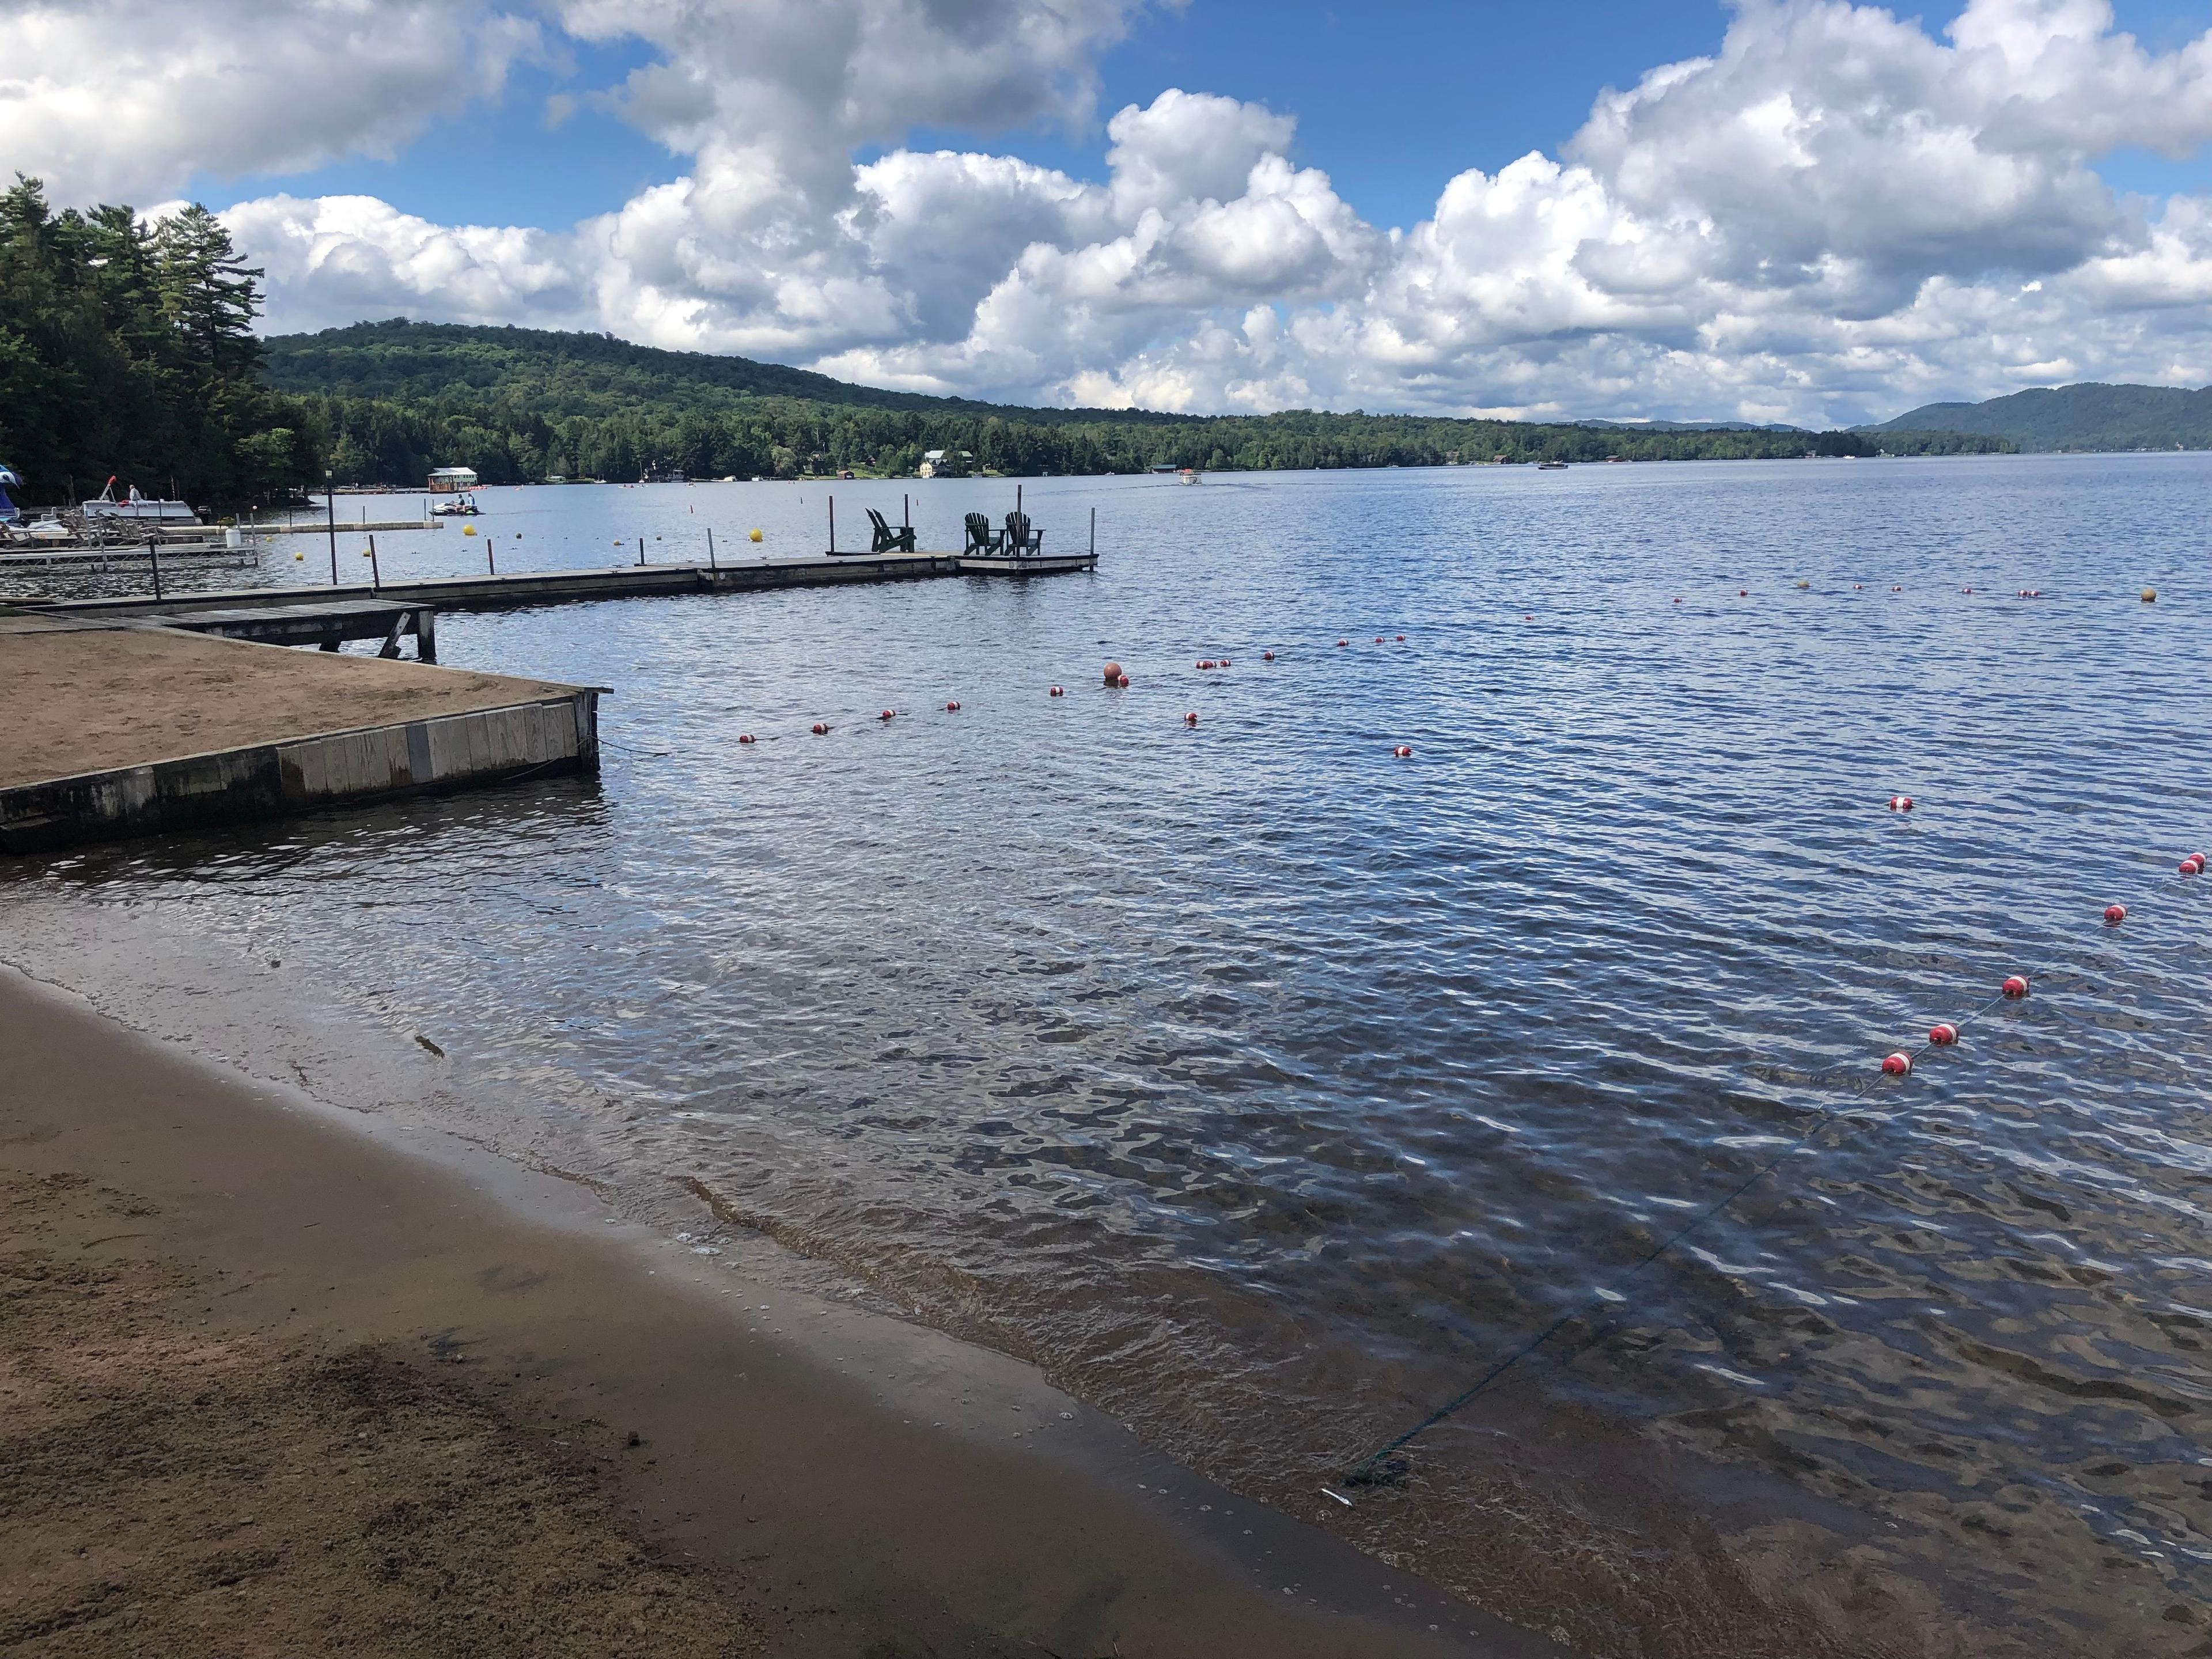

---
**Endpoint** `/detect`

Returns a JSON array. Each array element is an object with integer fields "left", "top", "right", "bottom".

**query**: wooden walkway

[{"left": 18, "top": 547, "right": 1097, "bottom": 620}]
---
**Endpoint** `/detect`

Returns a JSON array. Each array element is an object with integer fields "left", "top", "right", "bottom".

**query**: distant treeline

[
  {"left": 0, "top": 177, "right": 322, "bottom": 509},
  {"left": 266, "top": 320, "right": 2012, "bottom": 487}
]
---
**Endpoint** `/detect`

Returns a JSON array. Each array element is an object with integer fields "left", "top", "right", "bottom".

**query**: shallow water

[{"left": 11, "top": 456, "right": 2212, "bottom": 1646}]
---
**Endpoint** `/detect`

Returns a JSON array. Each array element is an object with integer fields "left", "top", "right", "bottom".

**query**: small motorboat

[
  {"left": 1537, "top": 460, "right": 1569, "bottom": 470},
  {"left": 82, "top": 476, "right": 199, "bottom": 522},
  {"left": 1176, "top": 467, "right": 1203, "bottom": 484}
]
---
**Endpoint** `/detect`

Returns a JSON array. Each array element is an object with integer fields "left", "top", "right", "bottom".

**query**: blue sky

[
  {"left": 185, "top": 1, "right": 2211, "bottom": 234},
  {"left": 21, "top": 0, "right": 2196, "bottom": 421}
]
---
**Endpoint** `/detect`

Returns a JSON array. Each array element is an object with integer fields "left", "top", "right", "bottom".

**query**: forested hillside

[
  {"left": 0, "top": 177, "right": 321, "bottom": 509},
  {"left": 265, "top": 319, "right": 2008, "bottom": 485},
  {"left": 1871, "top": 382, "right": 2212, "bottom": 450}
]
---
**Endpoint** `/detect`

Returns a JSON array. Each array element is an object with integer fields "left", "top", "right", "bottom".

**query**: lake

[{"left": 10, "top": 453, "right": 2211, "bottom": 1652}]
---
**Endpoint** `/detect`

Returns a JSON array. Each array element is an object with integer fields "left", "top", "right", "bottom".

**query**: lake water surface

[{"left": 10, "top": 455, "right": 2212, "bottom": 1651}]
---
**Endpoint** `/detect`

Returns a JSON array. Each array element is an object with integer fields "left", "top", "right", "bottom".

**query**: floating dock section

[{"left": 0, "top": 613, "right": 596, "bottom": 854}]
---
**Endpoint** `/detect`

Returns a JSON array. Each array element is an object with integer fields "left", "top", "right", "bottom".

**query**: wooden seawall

[{"left": 0, "top": 615, "right": 598, "bottom": 854}]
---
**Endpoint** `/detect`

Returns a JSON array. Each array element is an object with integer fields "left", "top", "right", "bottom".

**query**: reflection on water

[{"left": 12, "top": 456, "right": 2212, "bottom": 1651}]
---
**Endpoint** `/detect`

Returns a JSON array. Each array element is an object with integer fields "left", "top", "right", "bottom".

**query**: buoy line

[{"left": 1340, "top": 851, "right": 2207, "bottom": 1493}]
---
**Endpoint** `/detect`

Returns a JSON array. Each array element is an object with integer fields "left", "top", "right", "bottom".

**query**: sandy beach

[{"left": 0, "top": 961, "right": 1548, "bottom": 1658}]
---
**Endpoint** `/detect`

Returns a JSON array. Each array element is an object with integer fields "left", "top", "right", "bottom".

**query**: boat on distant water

[
  {"left": 1537, "top": 460, "right": 1569, "bottom": 470},
  {"left": 1176, "top": 467, "right": 1203, "bottom": 484},
  {"left": 82, "top": 476, "right": 198, "bottom": 522},
  {"left": 428, "top": 466, "right": 481, "bottom": 516}
]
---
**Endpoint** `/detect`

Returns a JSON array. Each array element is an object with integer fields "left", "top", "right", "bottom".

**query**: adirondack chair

[
  {"left": 1002, "top": 510, "right": 1043, "bottom": 555},
  {"left": 963, "top": 512, "right": 1003, "bottom": 554},
  {"left": 865, "top": 507, "right": 916, "bottom": 554}
]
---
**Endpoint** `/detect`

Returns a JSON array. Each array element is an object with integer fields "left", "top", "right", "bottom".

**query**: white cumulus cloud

[{"left": 14, "top": 0, "right": 2212, "bottom": 424}]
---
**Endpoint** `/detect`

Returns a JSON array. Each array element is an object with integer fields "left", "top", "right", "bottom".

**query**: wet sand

[{"left": 0, "top": 963, "right": 1557, "bottom": 1659}]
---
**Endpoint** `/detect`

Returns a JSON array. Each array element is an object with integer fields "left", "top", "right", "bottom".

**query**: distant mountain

[{"left": 1867, "top": 382, "right": 2212, "bottom": 451}]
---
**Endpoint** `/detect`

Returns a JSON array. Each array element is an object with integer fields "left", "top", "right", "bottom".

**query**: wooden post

[
  {"left": 903, "top": 493, "right": 910, "bottom": 529},
  {"left": 638, "top": 536, "right": 645, "bottom": 567},
  {"left": 368, "top": 533, "right": 380, "bottom": 591},
  {"left": 707, "top": 525, "right": 717, "bottom": 571},
  {"left": 828, "top": 494, "right": 835, "bottom": 554},
  {"left": 147, "top": 536, "right": 162, "bottom": 602},
  {"left": 325, "top": 475, "right": 338, "bottom": 585},
  {"left": 1089, "top": 506, "right": 1096, "bottom": 558},
  {"left": 487, "top": 534, "right": 496, "bottom": 575},
  {"left": 415, "top": 608, "right": 438, "bottom": 664}
]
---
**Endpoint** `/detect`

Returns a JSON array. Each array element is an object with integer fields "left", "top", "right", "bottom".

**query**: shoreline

[{"left": 0, "top": 959, "right": 1547, "bottom": 1658}]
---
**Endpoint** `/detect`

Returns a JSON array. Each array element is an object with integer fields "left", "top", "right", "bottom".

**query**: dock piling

[
  {"left": 1090, "top": 507, "right": 1096, "bottom": 557},
  {"left": 707, "top": 525, "right": 717, "bottom": 572},
  {"left": 325, "top": 475, "right": 338, "bottom": 586},
  {"left": 368, "top": 534, "right": 380, "bottom": 592},
  {"left": 638, "top": 537, "right": 645, "bottom": 567},
  {"left": 147, "top": 537, "right": 162, "bottom": 602},
  {"left": 828, "top": 494, "right": 836, "bottom": 555}
]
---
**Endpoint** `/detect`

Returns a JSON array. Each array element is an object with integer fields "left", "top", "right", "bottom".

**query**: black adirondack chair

[
  {"left": 865, "top": 507, "right": 916, "bottom": 554},
  {"left": 963, "top": 512, "right": 1003, "bottom": 554},
  {"left": 1002, "top": 510, "right": 1043, "bottom": 555}
]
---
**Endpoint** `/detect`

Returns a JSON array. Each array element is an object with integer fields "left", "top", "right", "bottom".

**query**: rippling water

[{"left": 12, "top": 456, "right": 2212, "bottom": 1650}]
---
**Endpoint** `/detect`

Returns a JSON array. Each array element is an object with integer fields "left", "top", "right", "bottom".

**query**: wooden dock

[
  {"left": 130, "top": 598, "right": 438, "bottom": 660},
  {"left": 0, "top": 612, "right": 592, "bottom": 854},
  {"left": 14, "top": 547, "right": 1097, "bottom": 620}
]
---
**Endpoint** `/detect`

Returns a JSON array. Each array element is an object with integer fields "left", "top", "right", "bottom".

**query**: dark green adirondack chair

[
  {"left": 1002, "top": 511, "right": 1043, "bottom": 555},
  {"left": 964, "top": 512, "right": 1003, "bottom": 554},
  {"left": 866, "top": 507, "right": 916, "bottom": 554}
]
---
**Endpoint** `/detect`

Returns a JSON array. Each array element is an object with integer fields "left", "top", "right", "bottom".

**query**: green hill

[
  {"left": 1869, "top": 382, "right": 2212, "bottom": 451},
  {"left": 260, "top": 319, "right": 2012, "bottom": 486}
]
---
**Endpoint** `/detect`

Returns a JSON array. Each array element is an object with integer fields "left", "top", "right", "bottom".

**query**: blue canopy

[{"left": 0, "top": 464, "right": 20, "bottom": 488}]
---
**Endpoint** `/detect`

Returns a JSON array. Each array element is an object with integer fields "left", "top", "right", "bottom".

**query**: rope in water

[{"left": 1340, "top": 869, "right": 2196, "bottom": 1489}]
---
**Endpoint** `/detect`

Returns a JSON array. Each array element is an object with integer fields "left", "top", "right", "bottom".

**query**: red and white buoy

[
  {"left": 1184, "top": 711, "right": 1198, "bottom": 725},
  {"left": 1888, "top": 795, "right": 1914, "bottom": 813},
  {"left": 2002, "top": 975, "right": 2029, "bottom": 999},
  {"left": 1337, "top": 639, "right": 1349, "bottom": 647},
  {"left": 811, "top": 722, "right": 828, "bottom": 735},
  {"left": 1929, "top": 1022, "right": 1959, "bottom": 1046},
  {"left": 1262, "top": 650, "right": 1275, "bottom": 661},
  {"left": 2104, "top": 903, "right": 2127, "bottom": 925},
  {"left": 2180, "top": 855, "right": 2203, "bottom": 876},
  {"left": 1050, "top": 685, "right": 1065, "bottom": 696},
  {"left": 1882, "top": 1052, "right": 1912, "bottom": 1076},
  {"left": 737, "top": 733, "right": 756, "bottom": 745},
  {"left": 1392, "top": 745, "right": 1412, "bottom": 759},
  {"left": 880, "top": 708, "right": 896, "bottom": 721},
  {"left": 945, "top": 701, "right": 961, "bottom": 711}
]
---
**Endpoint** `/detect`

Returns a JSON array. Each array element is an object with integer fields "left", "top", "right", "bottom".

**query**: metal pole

[
  {"left": 828, "top": 494, "right": 835, "bottom": 554},
  {"left": 368, "top": 533, "right": 380, "bottom": 591},
  {"left": 903, "top": 493, "right": 910, "bottom": 529},
  {"left": 638, "top": 536, "right": 645, "bottom": 567},
  {"left": 1090, "top": 506, "right": 1096, "bottom": 557},
  {"left": 147, "top": 536, "right": 161, "bottom": 602},
  {"left": 488, "top": 534, "right": 496, "bottom": 576},
  {"left": 707, "top": 525, "right": 717, "bottom": 571},
  {"left": 326, "top": 474, "right": 338, "bottom": 585}
]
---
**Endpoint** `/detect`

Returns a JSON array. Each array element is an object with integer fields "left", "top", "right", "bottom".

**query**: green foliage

[
  {"left": 0, "top": 176, "right": 325, "bottom": 509},
  {"left": 264, "top": 320, "right": 2012, "bottom": 485},
  {"left": 1869, "top": 382, "right": 2212, "bottom": 452}
]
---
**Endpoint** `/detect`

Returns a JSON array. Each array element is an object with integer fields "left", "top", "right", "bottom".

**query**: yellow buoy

[
  {"left": 294, "top": 551, "right": 304, "bottom": 560},
  {"left": 2142, "top": 587, "right": 2157, "bottom": 603},
  {"left": 1796, "top": 579, "right": 1810, "bottom": 589},
  {"left": 748, "top": 528, "right": 763, "bottom": 543},
  {"left": 463, "top": 524, "right": 476, "bottom": 536}
]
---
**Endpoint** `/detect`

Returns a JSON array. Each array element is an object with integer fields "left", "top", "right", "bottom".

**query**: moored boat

[{"left": 81, "top": 476, "right": 199, "bottom": 523}]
